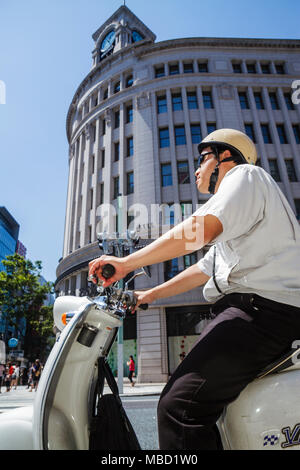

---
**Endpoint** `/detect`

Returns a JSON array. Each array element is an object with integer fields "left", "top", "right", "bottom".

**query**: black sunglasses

[{"left": 197, "top": 151, "right": 217, "bottom": 168}]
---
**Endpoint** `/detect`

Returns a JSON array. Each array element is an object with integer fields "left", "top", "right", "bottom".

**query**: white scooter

[{"left": 0, "top": 264, "right": 300, "bottom": 450}]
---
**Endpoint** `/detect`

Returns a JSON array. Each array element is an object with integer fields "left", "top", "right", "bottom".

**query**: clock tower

[{"left": 91, "top": 5, "right": 156, "bottom": 67}]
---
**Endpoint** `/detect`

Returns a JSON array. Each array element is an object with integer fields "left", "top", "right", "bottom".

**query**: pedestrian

[
  {"left": 10, "top": 362, "right": 20, "bottom": 390},
  {"left": 89, "top": 128, "right": 300, "bottom": 450},
  {"left": 29, "top": 359, "right": 42, "bottom": 392},
  {"left": 0, "top": 363, "right": 5, "bottom": 393},
  {"left": 127, "top": 355, "right": 135, "bottom": 387},
  {"left": 4, "top": 365, "right": 11, "bottom": 392}
]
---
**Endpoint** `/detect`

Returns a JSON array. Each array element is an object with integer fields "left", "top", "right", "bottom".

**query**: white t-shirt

[{"left": 193, "top": 164, "right": 300, "bottom": 308}]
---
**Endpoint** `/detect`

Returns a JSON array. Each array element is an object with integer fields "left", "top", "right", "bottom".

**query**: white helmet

[{"left": 198, "top": 128, "right": 257, "bottom": 165}]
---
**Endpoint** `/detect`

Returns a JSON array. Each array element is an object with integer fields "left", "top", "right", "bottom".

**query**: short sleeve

[
  {"left": 192, "top": 166, "right": 265, "bottom": 242},
  {"left": 197, "top": 245, "right": 214, "bottom": 277}
]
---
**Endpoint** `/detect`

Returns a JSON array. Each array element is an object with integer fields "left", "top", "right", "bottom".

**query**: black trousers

[{"left": 157, "top": 293, "right": 300, "bottom": 450}]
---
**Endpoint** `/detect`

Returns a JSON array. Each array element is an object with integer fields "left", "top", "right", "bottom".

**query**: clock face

[
  {"left": 132, "top": 30, "right": 143, "bottom": 43},
  {"left": 101, "top": 30, "right": 116, "bottom": 53}
]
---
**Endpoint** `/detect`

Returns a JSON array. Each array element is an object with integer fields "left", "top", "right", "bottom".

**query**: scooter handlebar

[{"left": 102, "top": 264, "right": 116, "bottom": 279}]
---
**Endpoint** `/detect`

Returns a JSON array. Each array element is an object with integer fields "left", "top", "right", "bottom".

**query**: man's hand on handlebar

[
  {"left": 133, "top": 289, "right": 156, "bottom": 312},
  {"left": 88, "top": 255, "right": 129, "bottom": 287}
]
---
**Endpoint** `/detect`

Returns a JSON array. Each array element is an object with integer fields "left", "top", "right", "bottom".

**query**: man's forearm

[
  {"left": 125, "top": 214, "right": 222, "bottom": 272},
  {"left": 149, "top": 264, "right": 210, "bottom": 301}
]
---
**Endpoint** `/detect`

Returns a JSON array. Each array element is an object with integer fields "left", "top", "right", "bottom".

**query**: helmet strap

[{"left": 208, "top": 151, "right": 242, "bottom": 194}]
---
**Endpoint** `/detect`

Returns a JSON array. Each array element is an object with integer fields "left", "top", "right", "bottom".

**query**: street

[{"left": 0, "top": 386, "right": 160, "bottom": 450}]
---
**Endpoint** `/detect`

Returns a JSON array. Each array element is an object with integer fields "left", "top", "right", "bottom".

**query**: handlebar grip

[
  {"left": 102, "top": 264, "right": 116, "bottom": 279},
  {"left": 139, "top": 303, "right": 148, "bottom": 310}
]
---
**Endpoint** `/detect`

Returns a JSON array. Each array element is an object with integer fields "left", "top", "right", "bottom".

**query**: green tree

[{"left": 0, "top": 253, "right": 54, "bottom": 360}]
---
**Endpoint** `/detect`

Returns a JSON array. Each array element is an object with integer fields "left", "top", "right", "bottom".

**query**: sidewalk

[{"left": 0, "top": 380, "right": 165, "bottom": 411}]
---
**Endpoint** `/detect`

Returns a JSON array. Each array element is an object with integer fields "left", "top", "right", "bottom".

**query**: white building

[{"left": 56, "top": 5, "right": 300, "bottom": 382}]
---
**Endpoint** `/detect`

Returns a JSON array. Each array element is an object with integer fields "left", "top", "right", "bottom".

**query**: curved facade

[{"left": 56, "top": 5, "right": 300, "bottom": 381}]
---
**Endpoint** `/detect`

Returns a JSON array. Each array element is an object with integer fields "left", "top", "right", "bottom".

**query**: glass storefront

[
  {"left": 107, "top": 311, "right": 137, "bottom": 377},
  {"left": 166, "top": 305, "right": 213, "bottom": 374}
]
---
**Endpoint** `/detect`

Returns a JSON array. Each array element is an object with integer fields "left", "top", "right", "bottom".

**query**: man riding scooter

[{"left": 89, "top": 128, "right": 300, "bottom": 450}]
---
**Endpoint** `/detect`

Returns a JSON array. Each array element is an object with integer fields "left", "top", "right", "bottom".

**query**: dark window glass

[
  {"left": 269, "top": 92, "right": 279, "bottom": 110},
  {"left": 207, "top": 123, "right": 216, "bottom": 134},
  {"left": 294, "top": 200, "right": 300, "bottom": 220},
  {"left": 184, "top": 63, "right": 194, "bottom": 73},
  {"left": 126, "top": 172, "right": 134, "bottom": 194},
  {"left": 187, "top": 92, "right": 198, "bottom": 109},
  {"left": 114, "top": 142, "right": 120, "bottom": 161},
  {"left": 184, "top": 252, "right": 198, "bottom": 268},
  {"left": 247, "top": 63, "right": 256, "bottom": 73},
  {"left": 198, "top": 62, "right": 208, "bottom": 73},
  {"left": 269, "top": 160, "right": 281, "bottom": 182},
  {"left": 161, "top": 163, "right": 173, "bottom": 187},
  {"left": 113, "top": 176, "right": 119, "bottom": 199},
  {"left": 126, "top": 105, "right": 133, "bottom": 123},
  {"left": 157, "top": 95, "right": 167, "bottom": 114},
  {"left": 239, "top": 92, "right": 249, "bottom": 109},
  {"left": 261, "top": 124, "right": 272, "bottom": 144},
  {"left": 155, "top": 66, "right": 165, "bottom": 78},
  {"left": 285, "top": 160, "right": 297, "bottom": 182},
  {"left": 245, "top": 123, "right": 256, "bottom": 143},
  {"left": 164, "top": 258, "right": 179, "bottom": 281},
  {"left": 114, "top": 110, "right": 120, "bottom": 128},
  {"left": 169, "top": 64, "right": 179, "bottom": 75},
  {"left": 261, "top": 63, "right": 270, "bottom": 74},
  {"left": 127, "top": 137, "right": 134, "bottom": 156},
  {"left": 177, "top": 161, "right": 190, "bottom": 184},
  {"left": 126, "top": 75, "right": 133, "bottom": 87},
  {"left": 114, "top": 82, "right": 120, "bottom": 94},
  {"left": 277, "top": 124, "right": 288, "bottom": 144},
  {"left": 174, "top": 126, "right": 186, "bottom": 145},
  {"left": 159, "top": 128, "right": 170, "bottom": 148},
  {"left": 232, "top": 62, "right": 242, "bottom": 73},
  {"left": 172, "top": 93, "right": 183, "bottom": 111},
  {"left": 275, "top": 63, "right": 285, "bottom": 74},
  {"left": 203, "top": 91, "right": 213, "bottom": 109},
  {"left": 292, "top": 125, "right": 300, "bottom": 144},
  {"left": 254, "top": 92, "right": 264, "bottom": 109},
  {"left": 284, "top": 93, "right": 295, "bottom": 110},
  {"left": 191, "top": 124, "right": 202, "bottom": 144}
]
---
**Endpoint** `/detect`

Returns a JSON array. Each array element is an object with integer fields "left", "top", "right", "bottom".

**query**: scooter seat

[{"left": 257, "top": 344, "right": 300, "bottom": 379}]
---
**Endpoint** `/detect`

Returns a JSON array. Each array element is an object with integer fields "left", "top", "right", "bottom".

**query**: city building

[
  {"left": 55, "top": 5, "right": 300, "bottom": 382},
  {"left": 0, "top": 206, "right": 19, "bottom": 271}
]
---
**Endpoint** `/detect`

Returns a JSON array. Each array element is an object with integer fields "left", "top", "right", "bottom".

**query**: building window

[
  {"left": 275, "top": 63, "right": 285, "bottom": 74},
  {"left": 102, "top": 119, "right": 106, "bottom": 135},
  {"left": 177, "top": 161, "right": 190, "bottom": 184},
  {"left": 254, "top": 92, "right": 264, "bottom": 109},
  {"left": 159, "top": 128, "right": 170, "bottom": 148},
  {"left": 126, "top": 75, "right": 133, "bottom": 88},
  {"left": 232, "top": 62, "right": 242, "bottom": 73},
  {"left": 114, "top": 142, "right": 120, "bottom": 162},
  {"left": 191, "top": 124, "right": 202, "bottom": 144},
  {"left": 269, "top": 159, "right": 281, "bottom": 182},
  {"left": 172, "top": 93, "right": 183, "bottom": 111},
  {"left": 113, "top": 176, "right": 120, "bottom": 199},
  {"left": 203, "top": 91, "right": 214, "bottom": 109},
  {"left": 184, "top": 62, "right": 194, "bottom": 73},
  {"left": 169, "top": 63, "right": 179, "bottom": 75},
  {"left": 187, "top": 91, "right": 198, "bottom": 109},
  {"left": 269, "top": 92, "right": 279, "bottom": 110},
  {"left": 90, "top": 189, "right": 94, "bottom": 210},
  {"left": 157, "top": 95, "right": 167, "bottom": 114},
  {"left": 101, "top": 149, "right": 105, "bottom": 168},
  {"left": 261, "top": 124, "right": 272, "bottom": 144},
  {"left": 198, "top": 62, "right": 208, "bottom": 73},
  {"left": 99, "top": 183, "right": 104, "bottom": 205},
  {"left": 284, "top": 92, "right": 295, "bottom": 110},
  {"left": 294, "top": 200, "right": 300, "bottom": 220},
  {"left": 155, "top": 66, "right": 165, "bottom": 78},
  {"left": 91, "top": 154, "right": 95, "bottom": 174},
  {"left": 164, "top": 258, "right": 179, "bottom": 281},
  {"left": 184, "top": 252, "right": 198, "bottom": 269},
  {"left": 126, "top": 105, "right": 133, "bottom": 123},
  {"left": 292, "top": 125, "right": 300, "bottom": 144},
  {"left": 114, "top": 110, "right": 120, "bottom": 128},
  {"left": 174, "top": 126, "right": 186, "bottom": 145},
  {"left": 245, "top": 123, "right": 256, "bottom": 143},
  {"left": 247, "top": 62, "right": 257, "bottom": 74},
  {"left": 126, "top": 172, "right": 134, "bottom": 195},
  {"left": 261, "top": 63, "right": 271, "bottom": 74},
  {"left": 114, "top": 81, "right": 120, "bottom": 94},
  {"left": 207, "top": 122, "right": 216, "bottom": 134},
  {"left": 127, "top": 137, "right": 134, "bottom": 157},
  {"left": 285, "top": 160, "right": 298, "bottom": 182},
  {"left": 103, "top": 88, "right": 108, "bottom": 100},
  {"left": 277, "top": 124, "right": 288, "bottom": 144},
  {"left": 239, "top": 92, "right": 249, "bottom": 109},
  {"left": 161, "top": 163, "right": 173, "bottom": 187}
]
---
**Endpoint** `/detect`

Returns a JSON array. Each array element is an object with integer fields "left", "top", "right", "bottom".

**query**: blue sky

[{"left": 0, "top": 0, "right": 300, "bottom": 283}]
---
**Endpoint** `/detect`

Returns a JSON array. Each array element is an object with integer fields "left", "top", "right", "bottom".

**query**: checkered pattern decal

[{"left": 263, "top": 434, "right": 279, "bottom": 446}]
